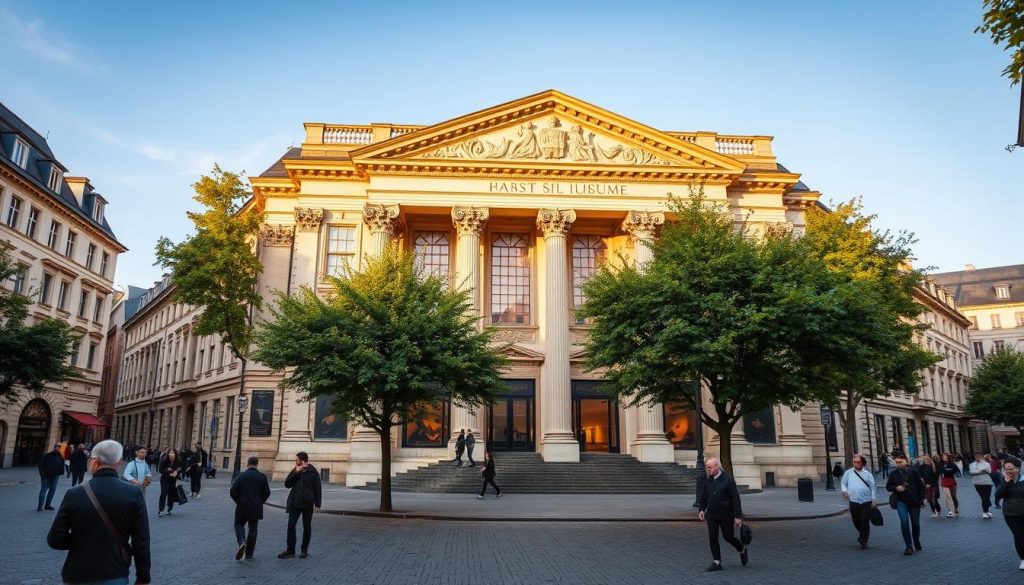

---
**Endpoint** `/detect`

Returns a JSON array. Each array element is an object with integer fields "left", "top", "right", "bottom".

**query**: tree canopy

[
  {"left": 253, "top": 246, "right": 509, "bottom": 511},
  {"left": 977, "top": 0, "right": 1024, "bottom": 85},
  {"left": 0, "top": 246, "right": 79, "bottom": 404},
  {"left": 577, "top": 193, "right": 842, "bottom": 474},
  {"left": 965, "top": 347, "right": 1024, "bottom": 439}
]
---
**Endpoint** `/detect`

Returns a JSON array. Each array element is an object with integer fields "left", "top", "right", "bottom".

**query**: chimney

[
  {"left": 65, "top": 176, "right": 92, "bottom": 206},
  {"left": 965, "top": 263, "right": 975, "bottom": 271}
]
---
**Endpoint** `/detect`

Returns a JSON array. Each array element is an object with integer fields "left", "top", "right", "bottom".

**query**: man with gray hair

[
  {"left": 696, "top": 456, "right": 748, "bottom": 571},
  {"left": 47, "top": 439, "right": 151, "bottom": 584}
]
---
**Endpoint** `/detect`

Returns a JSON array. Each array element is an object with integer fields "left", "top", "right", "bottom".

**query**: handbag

[
  {"left": 82, "top": 482, "right": 132, "bottom": 564},
  {"left": 739, "top": 522, "right": 752, "bottom": 545},
  {"left": 851, "top": 470, "right": 883, "bottom": 525},
  {"left": 175, "top": 481, "right": 189, "bottom": 505}
]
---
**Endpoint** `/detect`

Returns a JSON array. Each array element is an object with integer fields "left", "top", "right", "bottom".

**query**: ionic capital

[
  {"left": 294, "top": 207, "right": 324, "bottom": 231},
  {"left": 259, "top": 224, "right": 295, "bottom": 247},
  {"left": 363, "top": 204, "right": 401, "bottom": 236},
  {"left": 536, "top": 209, "right": 576, "bottom": 238},
  {"left": 451, "top": 206, "right": 489, "bottom": 236},
  {"left": 621, "top": 210, "right": 665, "bottom": 241}
]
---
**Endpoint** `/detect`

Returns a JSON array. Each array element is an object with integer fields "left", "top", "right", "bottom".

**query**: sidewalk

[{"left": 265, "top": 481, "right": 850, "bottom": 522}]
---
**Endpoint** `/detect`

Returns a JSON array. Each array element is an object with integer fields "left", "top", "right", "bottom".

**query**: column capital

[
  {"left": 451, "top": 206, "right": 489, "bottom": 236},
  {"left": 536, "top": 209, "right": 576, "bottom": 238},
  {"left": 621, "top": 210, "right": 665, "bottom": 241},
  {"left": 363, "top": 204, "right": 401, "bottom": 236},
  {"left": 259, "top": 224, "right": 295, "bottom": 247},
  {"left": 294, "top": 207, "right": 324, "bottom": 231}
]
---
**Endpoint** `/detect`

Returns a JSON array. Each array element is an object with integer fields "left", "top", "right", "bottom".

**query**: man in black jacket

[
  {"left": 38, "top": 444, "right": 65, "bottom": 511},
  {"left": 887, "top": 453, "right": 925, "bottom": 555},
  {"left": 696, "top": 457, "right": 748, "bottom": 571},
  {"left": 189, "top": 443, "right": 207, "bottom": 498},
  {"left": 279, "top": 451, "right": 322, "bottom": 559},
  {"left": 47, "top": 439, "right": 151, "bottom": 584},
  {"left": 230, "top": 455, "right": 271, "bottom": 560},
  {"left": 69, "top": 444, "right": 89, "bottom": 486}
]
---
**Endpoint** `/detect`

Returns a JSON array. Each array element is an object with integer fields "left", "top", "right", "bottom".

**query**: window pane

[
  {"left": 491, "top": 234, "right": 530, "bottom": 324},
  {"left": 413, "top": 231, "right": 450, "bottom": 280},
  {"left": 314, "top": 395, "right": 348, "bottom": 440},
  {"left": 743, "top": 406, "right": 776, "bottom": 444},
  {"left": 572, "top": 235, "right": 607, "bottom": 308},
  {"left": 327, "top": 226, "right": 356, "bottom": 253}
]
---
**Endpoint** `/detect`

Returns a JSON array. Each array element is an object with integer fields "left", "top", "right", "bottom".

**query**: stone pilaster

[
  {"left": 621, "top": 211, "right": 674, "bottom": 463},
  {"left": 362, "top": 204, "right": 401, "bottom": 257},
  {"left": 537, "top": 209, "right": 579, "bottom": 462},
  {"left": 450, "top": 207, "right": 488, "bottom": 447}
]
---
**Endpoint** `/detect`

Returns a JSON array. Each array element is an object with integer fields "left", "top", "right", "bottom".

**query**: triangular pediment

[
  {"left": 350, "top": 90, "right": 745, "bottom": 176},
  {"left": 499, "top": 344, "right": 544, "bottom": 362}
]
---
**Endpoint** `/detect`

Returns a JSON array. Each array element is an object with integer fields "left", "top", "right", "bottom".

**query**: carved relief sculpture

[
  {"left": 363, "top": 204, "right": 401, "bottom": 236},
  {"left": 509, "top": 123, "right": 541, "bottom": 159},
  {"left": 260, "top": 224, "right": 295, "bottom": 247},
  {"left": 539, "top": 117, "right": 566, "bottom": 159},
  {"left": 294, "top": 207, "right": 324, "bottom": 231},
  {"left": 537, "top": 209, "right": 577, "bottom": 237},
  {"left": 451, "top": 206, "right": 489, "bottom": 235}
]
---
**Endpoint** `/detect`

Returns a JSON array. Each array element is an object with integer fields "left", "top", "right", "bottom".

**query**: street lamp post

[
  {"left": 692, "top": 378, "right": 706, "bottom": 508},
  {"left": 821, "top": 404, "right": 836, "bottom": 491},
  {"left": 232, "top": 391, "right": 249, "bottom": 481}
]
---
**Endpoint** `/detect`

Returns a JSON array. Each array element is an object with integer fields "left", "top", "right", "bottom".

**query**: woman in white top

[{"left": 971, "top": 453, "right": 996, "bottom": 519}]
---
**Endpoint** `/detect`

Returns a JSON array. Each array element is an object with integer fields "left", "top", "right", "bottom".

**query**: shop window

[{"left": 314, "top": 395, "right": 349, "bottom": 440}]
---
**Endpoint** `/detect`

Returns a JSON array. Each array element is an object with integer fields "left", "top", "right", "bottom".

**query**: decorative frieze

[
  {"left": 260, "top": 224, "right": 294, "bottom": 247},
  {"left": 294, "top": 207, "right": 324, "bottom": 231},
  {"left": 362, "top": 204, "right": 401, "bottom": 236},
  {"left": 451, "top": 206, "right": 489, "bottom": 235},
  {"left": 536, "top": 209, "right": 576, "bottom": 238}
]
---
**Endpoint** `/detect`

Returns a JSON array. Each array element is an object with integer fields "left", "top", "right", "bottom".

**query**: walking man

[
  {"left": 189, "top": 443, "right": 207, "bottom": 498},
  {"left": 38, "top": 443, "right": 65, "bottom": 511},
  {"left": 465, "top": 429, "right": 477, "bottom": 467},
  {"left": 47, "top": 439, "right": 151, "bottom": 585},
  {"left": 279, "top": 452, "right": 321, "bottom": 559},
  {"left": 887, "top": 453, "right": 925, "bottom": 555},
  {"left": 123, "top": 445, "right": 153, "bottom": 495},
  {"left": 69, "top": 444, "right": 88, "bottom": 487},
  {"left": 230, "top": 455, "right": 271, "bottom": 560},
  {"left": 841, "top": 454, "right": 877, "bottom": 549},
  {"left": 697, "top": 457, "right": 748, "bottom": 571},
  {"left": 454, "top": 430, "right": 466, "bottom": 468}
]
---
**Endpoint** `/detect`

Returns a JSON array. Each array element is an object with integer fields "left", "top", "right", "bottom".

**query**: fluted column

[
  {"left": 347, "top": 204, "right": 402, "bottom": 486},
  {"left": 622, "top": 211, "right": 674, "bottom": 463},
  {"left": 537, "top": 209, "right": 579, "bottom": 462},
  {"left": 451, "top": 207, "right": 488, "bottom": 448}
]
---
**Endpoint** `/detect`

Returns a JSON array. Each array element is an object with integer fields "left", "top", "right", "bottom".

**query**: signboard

[
  {"left": 819, "top": 405, "right": 832, "bottom": 428},
  {"left": 248, "top": 390, "right": 274, "bottom": 437}
]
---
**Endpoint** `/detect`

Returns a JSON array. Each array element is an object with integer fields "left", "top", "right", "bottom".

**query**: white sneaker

[
  {"left": 1019, "top": 559, "right": 1024, "bottom": 571},
  {"left": 477, "top": 495, "right": 483, "bottom": 499},
  {"left": 947, "top": 511, "right": 955, "bottom": 518}
]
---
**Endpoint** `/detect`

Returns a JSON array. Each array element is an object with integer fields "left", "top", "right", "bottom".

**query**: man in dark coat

[
  {"left": 454, "top": 430, "right": 466, "bottom": 468},
  {"left": 38, "top": 444, "right": 65, "bottom": 511},
  {"left": 887, "top": 453, "right": 926, "bottom": 555},
  {"left": 279, "top": 452, "right": 322, "bottom": 559},
  {"left": 465, "top": 429, "right": 477, "bottom": 467},
  {"left": 188, "top": 443, "right": 207, "bottom": 497},
  {"left": 696, "top": 457, "right": 748, "bottom": 571},
  {"left": 69, "top": 444, "right": 89, "bottom": 486},
  {"left": 230, "top": 455, "right": 271, "bottom": 560},
  {"left": 47, "top": 439, "right": 151, "bottom": 584}
]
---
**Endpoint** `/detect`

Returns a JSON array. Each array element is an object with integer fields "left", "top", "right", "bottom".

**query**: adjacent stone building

[{"left": 0, "top": 102, "right": 126, "bottom": 467}]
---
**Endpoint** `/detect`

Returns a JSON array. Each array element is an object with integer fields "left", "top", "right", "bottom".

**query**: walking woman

[
  {"left": 477, "top": 452, "right": 502, "bottom": 499},
  {"left": 995, "top": 458, "right": 1024, "bottom": 571},
  {"left": 937, "top": 453, "right": 960, "bottom": 517},
  {"left": 158, "top": 448, "right": 182, "bottom": 517},
  {"left": 887, "top": 453, "right": 926, "bottom": 555},
  {"left": 970, "top": 453, "right": 995, "bottom": 519},
  {"left": 919, "top": 455, "right": 941, "bottom": 517}
]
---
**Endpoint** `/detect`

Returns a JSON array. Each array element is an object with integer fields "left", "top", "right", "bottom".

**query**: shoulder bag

[
  {"left": 852, "top": 470, "right": 884, "bottom": 526},
  {"left": 82, "top": 482, "right": 132, "bottom": 564},
  {"left": 888, "top": 469, "right": 907, "bottom": 510}
]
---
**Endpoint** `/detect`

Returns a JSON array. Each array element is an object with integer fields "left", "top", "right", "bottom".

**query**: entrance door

[
  {"left": 14, "top": 399, "right": 51, "bottom": 466},
  {"left": 488, "top": 380, "right": 535, "bottom": 451},
  {"left": 571, "top": 381, "right": 619, "bottom": 453}
]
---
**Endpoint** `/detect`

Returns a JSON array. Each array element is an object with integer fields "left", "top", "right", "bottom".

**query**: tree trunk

[
  {"left": 705, "top": 401, "right": 738, "bottom": 476},
  {"left": 378, "top": 426, "right": 393, "bottom": 513},
  {"left": 835, "top": 392, "right": 861, "bottom": 467}
]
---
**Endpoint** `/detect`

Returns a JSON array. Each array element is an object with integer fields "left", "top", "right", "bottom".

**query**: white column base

[
  {"left": 541, "top": 438, "right": 580, "bottom": 462},
  {"left": 631, "top": 441, "right": 675, "bottom": 463},
  {"left": 345, "top": 437, "right": 382, "bottom": 487},
  {"left": 727, "top": 438, "right": 762, "bottom": 490}
]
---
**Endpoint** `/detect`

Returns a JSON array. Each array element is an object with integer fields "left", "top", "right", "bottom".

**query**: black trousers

[
  {"left": 480, "top": 477, "right": 501, "bottom": 496},
  {"left": 975, "top": 484, "right": 993, "bottom": 513},
  {"left": 848, "top": 502, "right": 873, "bottom": 544},
  {"left": 158, "top": 480, "right": 176, "bottom": 512},
  {"left": 287, "top": 508, "right": 313, "bottom": 552},
  {"left": 190, "top": 469, "right": 202, "bottom": 494},
  {"left": 1006, "top": 515, "right": 1024, "bottom": 560},
  {"left": 234, "top": 518, "right": 259, "bottom": 556},
  {"left": 70, "top": 470, "right": 85, "bottom": 486},
  {"left": 466, "top": 446, "right": 475, "bottom": 466},
  {"left": 706, "top": 516, "right": 744, "bottom": 561}
]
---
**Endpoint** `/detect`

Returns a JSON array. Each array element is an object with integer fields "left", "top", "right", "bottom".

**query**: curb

[{"left": 265, "top": 501, "right": 847, "bottom": 523}]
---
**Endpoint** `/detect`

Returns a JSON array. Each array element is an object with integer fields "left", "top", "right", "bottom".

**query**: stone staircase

[{"left": 357, "top": 452, "right": 698, "bottom": 494}]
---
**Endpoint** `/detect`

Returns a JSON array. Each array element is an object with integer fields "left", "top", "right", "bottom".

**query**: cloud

[{"left": 0, "top": 5, "right": 106, "bottom": 74}]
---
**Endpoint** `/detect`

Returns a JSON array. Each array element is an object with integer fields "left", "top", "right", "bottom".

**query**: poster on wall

[
  {"left": 248, "top": 390, "right": 274, "bottom": 437},
  {"left": 314, "top": 395, "right": 348, "bottom": 440},
  {"left": 743, "top": 406, "right": 776, "bottom": 444},
  {"left": 663, "top": 403, "right": 697, "bottom": 449}
]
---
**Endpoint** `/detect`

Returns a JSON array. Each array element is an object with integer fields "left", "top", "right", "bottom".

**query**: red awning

[{"left": 63, "top": 410, "right": 109, "bottom": 427}]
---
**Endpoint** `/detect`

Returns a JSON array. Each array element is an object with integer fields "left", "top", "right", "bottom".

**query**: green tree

[
  {"left": 977, "top": 0, "right": 1024, "bottom": 85},
  {"left": 0, "top": 246, "right": 79, "bottom": 404},
  {"left": 803, "top": 199, "right": 940, "bottom": 465},
  {"left": 965, "top": 347, "right": 1024, "bottom": 442},
  {"left": 253, "top": 246, "right": 508, "bottom": 512},
  {"left": 577, "top": 193, "right": 840, "bottom": 474},
  {"left": 155, "top": 166, "right": 262, "bottom": 466}
]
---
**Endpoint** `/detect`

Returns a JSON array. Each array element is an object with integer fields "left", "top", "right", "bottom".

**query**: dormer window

[
  {"left": 995, "top": 285, "right": 1010, "bottom": 300},
  {"left": 93, "top": 200, "right": 105, "bottom": 223},
  {"left": 11, "top": 138, "right": 28, "bottom": 169},
  {"left": 48, "top": 167, "right": 62, "bottom": 192}
]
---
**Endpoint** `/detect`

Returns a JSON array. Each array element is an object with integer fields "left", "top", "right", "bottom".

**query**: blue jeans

[
  {"left": 38, "top": 476, "right": 59, "bottom": 509},
  {"left": 895, "top": 501, "right": 921, "bottom": 549}
]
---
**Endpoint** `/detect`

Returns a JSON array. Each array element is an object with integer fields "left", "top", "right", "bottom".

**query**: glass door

[
  {"left": 571, "top": 380, "right": 619, "bottom": 453},
  {"left": 488, "top": 380, "right": 535, "bottom": 451}
]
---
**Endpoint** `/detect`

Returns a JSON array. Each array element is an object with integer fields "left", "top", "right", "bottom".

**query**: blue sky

[{"left": 1, "top": 1, "right": 1021, "bottom": 290}]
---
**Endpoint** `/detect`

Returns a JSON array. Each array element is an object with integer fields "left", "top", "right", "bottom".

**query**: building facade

[
  {"left": 115, "top": 90, "right": 835, "bottom": 488},
  {"left": 932, "top": 263, "right": 1024, "bottom": 450},
  {"left": 0, "top": 103, "right": 126, "bottom": 467}
]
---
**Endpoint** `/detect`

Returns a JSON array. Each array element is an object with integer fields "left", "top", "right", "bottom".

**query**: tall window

[
  {"left": 973, "top": 341, "right": 984, "bottom": 359},
  {"left": 10, "top": 265, "right": 26, "bottom": 295},
  {"left": 968, "top": 316, "right": 978, "bottom": 330},
  {"left": 994, "top": 340, "right": 1005, "bottom": 351},
  {"left": 40, "top": 273, "right": 53, "bottom": 305},
  {"left": 11, "top": 138, "right": 28, "bottom": 168},
  {"left": 77, "top": 290, "right": 89, "bottom": 317},
  {"left": 48, "top": 167, "right": 62, "bottom": 192},
  {"left": 64, "top": 231, "right": 77, "bottom": 259},
  {"left": 93, "top": 293, "right": 103, "bottom": 322},
  {"left": 326, "top": 226, "right": 356, "bottom": 277},
  {"left": 86, "top": 244, "right": 96, "bottom": 270},
  {"left": 57, "top": 280, "right": 70, "bottom": 310},
  {"left": 5, "top": 195, "right": 22, "bottom": 228},
  {"left": 995, "top": 285, "right": 1009, "bottom": 300},
  {"left": 224, "top": 396, "right": 235, "bottom": 449},
  {"left": 26, "top": 207, "right": 39, "bottom": 239},
  {"left": 47, "top": 220, "right": 61, "bottom": 250},
  {"left": 413, "top": 231, "right": 450, "bottom": 280},
  {"left": 991, "top": 313, "right": 1002, "bottom": 329},
  {"left": 490, "top": 233, "right": 530, "bottom": 324},
  {"left": 69, "top": 339, "right": 80, "bottom": 367},
  {"left": 571, "top": 235, "right": 607, "bottom": 318},
  {"left": 87, "top": 343, "right": 97, "bottom": 370},
  {"left": 100, "top": 252, "right": 109, "bottom": 277},
  {"left": 93, "top": 200, "right": 105, "bottom": 222},
  {"left": 1016, "top": 312, "right": 1024, "bottom": 327}
]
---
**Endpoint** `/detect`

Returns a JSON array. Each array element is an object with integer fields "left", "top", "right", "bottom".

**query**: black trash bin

[{"left": 797, "top": 477, "right": 814, "bottom": 502}]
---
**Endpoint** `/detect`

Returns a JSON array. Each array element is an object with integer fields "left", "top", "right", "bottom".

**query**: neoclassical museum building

[{"left": 114, "top": 91, "right": 855, "bottom": 490}]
